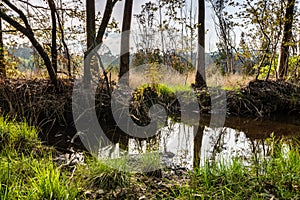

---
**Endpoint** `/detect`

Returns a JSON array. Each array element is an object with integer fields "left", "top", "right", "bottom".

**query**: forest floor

[
  {"left": 0, "top": 77, "right": 300, "bottom": 199},
  {"left": 0, "top": 116, "right": 299, "bottom": 199},
  {"left": 0, "top": 77, "right": 300, "bottom": 147}
]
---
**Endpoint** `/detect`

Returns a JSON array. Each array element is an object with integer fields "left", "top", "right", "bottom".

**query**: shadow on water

[{"left": 98, "top": 114, "right": 300, "bottom": 170}]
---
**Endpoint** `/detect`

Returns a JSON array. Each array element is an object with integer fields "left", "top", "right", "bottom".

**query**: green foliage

[
  {"left": 177, "top": 136, "right": 300, "bottom": 199},
  {"left": 145, "top": 62, "right": 163, "bottom": 84},
  {"left": 140, "top": 152, "right": 162, "bottom": 173},
  {"left": 254, "top": 59, "right": 277, "bottom": 80},
  {"left": 132, "top": 50, "right": 163, "bottom": 68},
  {"left": 85, "top": 157, "right": 130, "bottom": 191},
  {"left": 287, "top": 55, "right": 300, "bottom": 83},
  {"left": 30, "top": 163, "right": 78, "bottom": 200},
  {"left": 132, "top": 83, "right": 178, "bottom": 104},
  {"left": 132, "top": 49, "right": 194, "bottom": 78},
  {"left": 0, "top": 117, "right": 300, "bottom": 199},
  {"left": 0, "top": 116, "right": 39, "bottom": 151},
  {"left": 0, "top": 118, "right": 79, "bottom": 200},
  {"left": 0, "top": 151, "right": 79, "bottom": 200}
]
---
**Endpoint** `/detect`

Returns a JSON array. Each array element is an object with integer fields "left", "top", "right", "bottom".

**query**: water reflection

[
  {"left": 200, "top": 127, "right": 267, "bottom": 167},
  {"left": 98, "top": 116, "right": 300, "bottom": 171}
]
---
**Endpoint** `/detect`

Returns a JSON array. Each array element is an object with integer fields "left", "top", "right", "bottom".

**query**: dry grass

[
  {"left": 95, "top": 69, "right": 254, "bottom": 91},
  {"left": 207, "top": 72, "right": 254, "bottom": 90},
  {"left": 6, "top": 66, "right": 254, "bottom": 92}
]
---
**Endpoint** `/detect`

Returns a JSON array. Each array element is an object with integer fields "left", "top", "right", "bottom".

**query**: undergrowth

[
  {"left": 0, "top": 117, "right": 299, "bottom": 199},
  {"left": 178, "top": 136, "right": 300, "bottom": 199}
]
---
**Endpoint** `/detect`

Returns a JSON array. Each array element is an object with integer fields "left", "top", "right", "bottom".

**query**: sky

[
  {"left": 95, "top": 0, "right": 225, "bottom": 54},
  {"left": 2, "top": 0, "right": 242, "bottom": 54}
]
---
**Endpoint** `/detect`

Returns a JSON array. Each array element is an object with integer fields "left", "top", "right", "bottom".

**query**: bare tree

[
  {"left": 209, "top": 0, "right": 234, "bottom": 74},
  {"left": 48, "top": 0, "right": 58, "bottom": 74},
  {"left": 195, "top": 0, "right": 206, "bottom": 88},
  {"left": 55, "top": 8, "right": 71, "bottom": 77},
  {"left": 0, "top": 5, "right": 5, "bottom": 78},
  {"left": 277, "top": 0, "right": 296, "bottom": 79},
  {"left": 119, "top": 0, "right": 133, "bottom": 85},
  {"left": 0, "top": 0, "right": 57, "bottom": 86},
  {"left": 84, "top": 0, "right": 119, "bottom": 84}
]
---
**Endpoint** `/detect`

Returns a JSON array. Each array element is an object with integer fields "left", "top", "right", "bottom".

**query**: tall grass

[
  {"left": 0, "top": 116, "right": 38, "bottom": 150},
  {"left": 82, "top": 156, "right": 130, "bottom": 191},
  {"left": 1, "top": 116, "right": 299, "bottom": 199},
  {"left": 177, "top": 137, "right": 300, "bottom": 199},
  {"left": 0, "top": 117, "right": 80, "bottom": 200}
]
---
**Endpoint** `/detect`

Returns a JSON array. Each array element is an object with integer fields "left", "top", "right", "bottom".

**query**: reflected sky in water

[{"left": 96, "top": 117, "right": 296, "bottom": 171}]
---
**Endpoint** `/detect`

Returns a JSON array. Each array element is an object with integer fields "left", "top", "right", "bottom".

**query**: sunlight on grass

[
  {"left": 0, "top": 117, "right": 299, "bottom": 199},
  {"left": 0, "top": 117, "right": 79, "bottom": 200}
]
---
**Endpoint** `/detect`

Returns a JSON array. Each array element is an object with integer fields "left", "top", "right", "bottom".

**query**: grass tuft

[{"left": 83, "top": 157, "right": 130, "bottom": 191}]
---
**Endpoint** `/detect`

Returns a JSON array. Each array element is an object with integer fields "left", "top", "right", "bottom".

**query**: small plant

[
  {"left": 0, "top": 116, "right": 40, "bottom": 153},
  {"left": 86, "top": 157, "right": 130, "bottom": 191},
  {"left": 30, "top": 163, "right": 78, "bottom": 200},
  {"left": 181, "top": 137, "right": 300, "bottom": 199},
  {"left": 140, "top": 152, "right": 162, "bottom": 173},
  {"left": 0, "top": 117, "right": 79, "bottom": 199}
]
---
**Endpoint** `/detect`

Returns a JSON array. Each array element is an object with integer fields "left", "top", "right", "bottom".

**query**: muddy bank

[
  {"left": 226, "top": 80, "right": 300, "bottom": 117},
  {"left": 0, "top": 78, "right": 299, "bottom": 149}
]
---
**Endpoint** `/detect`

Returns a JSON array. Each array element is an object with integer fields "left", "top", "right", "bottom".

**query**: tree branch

[
  {"left": 0, "top": 8, "right": 57, "bottom": 86},
  {"left": 3, "top": 0, "right": 31, "bottom": 29}
]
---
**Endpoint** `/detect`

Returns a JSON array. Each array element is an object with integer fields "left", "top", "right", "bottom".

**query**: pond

[{"left": 97, "top": 114, "right": 300, "bottom": 172}]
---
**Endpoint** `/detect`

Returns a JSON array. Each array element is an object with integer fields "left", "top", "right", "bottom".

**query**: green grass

[
  {"left": 0, "top": 152, "right": 79, "bottom": 200},
  {"left": 0, "top": 117, "right": 80, "bottom": 200},
  {"left": 82, "top": 156, "right": 130, "bottom": 191},
  {"left": 0, "top": 116, "right": 39, "bottom": 151},
  {"left": 133, "top": 83, "right": 192, "bottom": 98},
  {"left": 176, "top": 138, "right": 300, "bottom": 199},
  {"left": 0, "top": 116, "right": 299, "bottom": 199}
]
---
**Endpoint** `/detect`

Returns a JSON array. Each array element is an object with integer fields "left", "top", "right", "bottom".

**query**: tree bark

[
  {"left": 277, "top": 0, "right": 296, "bottom": 79},
  {"left": 193, "top": 125, "right": 204, "bottom": 168},
  {"left": 297, "top": 23, "right": 300, "bottom": 56},
  {"left": 95, "top": 0, "right": 118, "bottom": 46},
  {"left": 84, "top": 0, "right": 118, "bottom": 84},
  {"left": 195, "top": 0, "right": 206, "bottom": 88},
  {"left": 48, "top": 0, "right": 58, "bottom": 74},
  {"left": 86, "top": 0, "right": 95, "bottom": 49},
  {"left": 0, "top": 10, "right": 5, "bottom": 78},
  {"left": 84, "top": 0, "right": 95, "bottom": 84},
  {"left": 158, "top": 0, "right": 165, "bottom": 63},
  {"left": 119, "top": 0, "right": 133, "bottom": 85}
]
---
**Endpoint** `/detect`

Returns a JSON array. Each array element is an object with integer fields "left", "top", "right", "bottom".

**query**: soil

[
  {"left": 226, "top": 80, "right": 300, "bottom": 117},
  {"left": 1, "top": 78, "right": 299, "bottom": 199},
  {"left": 0, "top": 78, "right": 299, "bottom": 151},
  {"left": 86, "top": 168, "right": 190, "bottom": 199}
]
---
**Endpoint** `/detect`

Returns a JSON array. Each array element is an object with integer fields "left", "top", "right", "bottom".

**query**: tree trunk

[
  {"left": 86, "top": 0, "right": 95, "bottom": 49},
  {"left": 84, "top": 0, "right": 95, "bottom": 84},
  {"left": 193, "top": 125, "right": 204, "bottom": 168},
  {"left": 277, "top": 0, "right": 296, "bottom": 79},
  {"left": 95, "top": 0, "right": 118, "bottom": 45},
  {"left": 119, "top": 0, "right": 133, "bottom": 85},
  {"left": 297, "top": 23, "right": 300, "bottom": 56},
  {"left": 195, "top": 0, "right": 206, "bottom": 88},
  {"left": 48, "top": 0, "right": 57, "bottom": 74},
  {"left": 56, "top": 10, "right": 71, "bottom": 77},
  {"left": 84, "top": 0, "right": 118, "bottom": 84},
  {"left": 0, "top": 12, "right": 5, "bottom": 78},
  {"left": 158, "top": 0, "right": 165, "bottom": 63}
]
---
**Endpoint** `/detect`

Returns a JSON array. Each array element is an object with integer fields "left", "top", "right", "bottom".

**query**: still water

[{"left": 98, "top": 115, "right": 300, "bottom": 171}]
